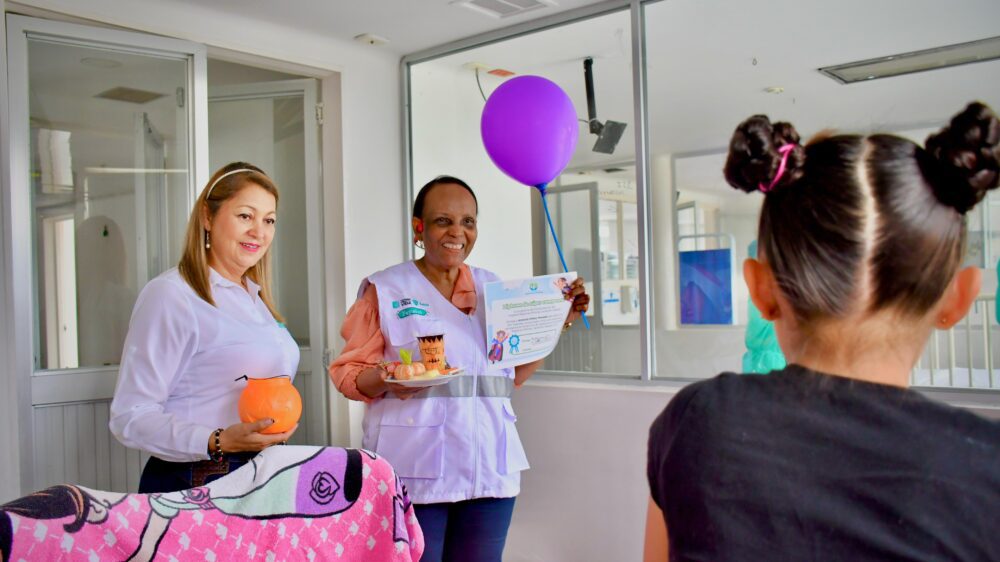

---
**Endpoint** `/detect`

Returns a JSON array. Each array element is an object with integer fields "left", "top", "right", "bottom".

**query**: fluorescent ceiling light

[{"left": 819, "top": 35, "right": 1000, "bottom": 84}]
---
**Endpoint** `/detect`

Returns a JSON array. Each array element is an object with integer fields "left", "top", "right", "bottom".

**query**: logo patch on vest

[{"left": 393, "top": 297, "right": 429, "bottom": 319}]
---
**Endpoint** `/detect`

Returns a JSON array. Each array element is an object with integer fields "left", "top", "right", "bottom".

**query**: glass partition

[
  {"left": 644, "top": 0, "right": 1000, "bottom": 385},
  {"left": 28, "top": 39, "right": 190, "bottom": 369},
  {"left": 405, "top": 0, "right": 1000, "bottom": 386},
  {"left": 409, "top": 8, "right": 641, "bottom": 376}
]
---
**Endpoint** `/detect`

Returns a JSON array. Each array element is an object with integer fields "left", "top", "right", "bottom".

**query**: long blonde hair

[{"left": 178, "top": 162, "right": 284, "bottom": 322}]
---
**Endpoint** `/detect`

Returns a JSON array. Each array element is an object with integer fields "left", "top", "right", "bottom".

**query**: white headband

[{"left": 205, "top": 168, "right": 255, "bottom": 199}]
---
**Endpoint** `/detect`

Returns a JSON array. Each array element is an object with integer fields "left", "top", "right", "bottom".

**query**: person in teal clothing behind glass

[{"left": 742, "top": 240, "right": 786, "bottom": 373}]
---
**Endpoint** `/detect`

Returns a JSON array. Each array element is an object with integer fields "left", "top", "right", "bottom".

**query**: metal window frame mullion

[
  {"left": 401, "top": 59, "right": 415, "bottom": 261},
  {"left": 630, "top": 0, "right": 654, "bottom": 381}
]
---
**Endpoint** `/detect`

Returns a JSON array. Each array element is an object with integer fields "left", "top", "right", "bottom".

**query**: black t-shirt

[{"left": 647, "top": 365, "right": 1000, "bottom": 561}]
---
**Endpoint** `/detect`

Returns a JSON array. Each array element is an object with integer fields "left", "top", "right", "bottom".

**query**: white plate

[{"left": 387, "top": 369, "right": 464, "bottom": 388}]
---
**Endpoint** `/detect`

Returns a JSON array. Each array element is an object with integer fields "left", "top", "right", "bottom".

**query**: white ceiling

[
  {"left": 28, "top": 40, "right": 187, "bottom": 169},
  {"left": 158, "top": 0, "right": 616, "bottom": 55},
  {"left": 413, "top": 0, "right": 1000, "bottom": 198}
]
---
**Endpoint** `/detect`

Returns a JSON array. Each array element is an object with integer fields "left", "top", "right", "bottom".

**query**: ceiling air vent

[
  {"left": 453, "top": 0, "right": 557, "bottom": 19},
  {"left": 95, "top": 87, "right": 166, "bottom": 104}
]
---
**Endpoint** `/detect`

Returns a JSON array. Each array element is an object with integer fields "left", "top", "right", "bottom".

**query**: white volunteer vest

[{"left": 360, "top": 261, "right": 529, "bottom": 504}]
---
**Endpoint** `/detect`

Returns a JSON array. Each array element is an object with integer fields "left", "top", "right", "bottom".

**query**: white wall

[
  {"left": 410, "top": 58, "right": 535, "bottom": 280},
  {"left": 507, "top": 381, "right": 678, "bottom": 562}
]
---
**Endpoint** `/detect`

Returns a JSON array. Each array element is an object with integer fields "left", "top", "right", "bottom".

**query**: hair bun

[
  {"left": 923, "top": 102, "right": 1000, "bottom": 213},
  {"left": 724, "top": 115, "right": 805, "bottom": 194}
]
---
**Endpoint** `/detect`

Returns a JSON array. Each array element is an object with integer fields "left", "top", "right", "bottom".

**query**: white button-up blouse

[{"left": 109, "top": 268, "right": 300, "bottom": 462}]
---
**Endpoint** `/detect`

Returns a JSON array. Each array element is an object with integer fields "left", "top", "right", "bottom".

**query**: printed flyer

[{"left": 484, "top": 272, "right": 577, "bottom": 370}]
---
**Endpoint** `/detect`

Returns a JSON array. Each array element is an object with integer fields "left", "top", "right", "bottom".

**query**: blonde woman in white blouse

[{"left": 110, "top": 162, "right": 299, "bottom": 493}]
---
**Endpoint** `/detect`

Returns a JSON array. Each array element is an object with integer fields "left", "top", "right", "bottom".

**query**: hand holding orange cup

[{"left": 237, "top": 375, "right": 302, "bottom": 434}]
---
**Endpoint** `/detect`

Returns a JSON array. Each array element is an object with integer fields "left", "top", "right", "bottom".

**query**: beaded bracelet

[{"left": 210, "top": 428, "right": 224, "bottom": 462}]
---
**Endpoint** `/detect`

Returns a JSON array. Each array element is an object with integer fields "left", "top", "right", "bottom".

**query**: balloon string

[{"left": 539, "top": 186, "right": 591, "bottom": 330}]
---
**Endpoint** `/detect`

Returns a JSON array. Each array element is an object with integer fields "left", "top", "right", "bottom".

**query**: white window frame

[{"left": 3, "top": 13, "right": 209, "bottom": 493}]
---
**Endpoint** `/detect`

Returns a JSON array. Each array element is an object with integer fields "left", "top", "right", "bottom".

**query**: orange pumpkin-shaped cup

[
  {"left": 417, "top": 334, "right": 445, "bottom": 370},
  {"left": 238, "top": 375, "right": 302, "bottom": 434}
]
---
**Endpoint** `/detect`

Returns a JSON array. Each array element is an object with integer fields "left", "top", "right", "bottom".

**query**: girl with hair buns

[
  {"left": 645, "top": 102, "right": 1000, "bottom": 560},
  {"left": 110, "top": 162, "right": 299, "bottom": 493}
]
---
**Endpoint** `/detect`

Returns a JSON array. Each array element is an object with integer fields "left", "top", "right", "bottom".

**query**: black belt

[{"left": 140, "top": 452, "right": 259, "bottom": 492}]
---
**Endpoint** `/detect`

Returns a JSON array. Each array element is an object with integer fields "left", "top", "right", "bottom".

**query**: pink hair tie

[{"left": 759, "top": 144, "right": 796, "bottom": 193}]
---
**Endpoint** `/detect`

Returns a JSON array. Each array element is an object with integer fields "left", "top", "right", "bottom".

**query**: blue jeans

[{"left": 414, "top": 497, "right": 516, "bottom": 562}]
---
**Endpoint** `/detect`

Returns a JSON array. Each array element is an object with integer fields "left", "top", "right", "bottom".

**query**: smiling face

[
  {"left": 414, "top": 182, "right": 478, "bottom": 271},
  {"left": 204, "top": 182, "right": 277, "bottom": 283}
]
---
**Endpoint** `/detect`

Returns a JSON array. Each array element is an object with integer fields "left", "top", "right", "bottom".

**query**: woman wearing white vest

[{"left": 330, "top": 176, "right": 589, "bottom": 562}]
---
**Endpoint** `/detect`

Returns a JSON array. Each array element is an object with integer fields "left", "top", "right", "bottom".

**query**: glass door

[
  {"left": 6, "top": 14, "right": 207, "bottom": 493},
  {"left": 540, "top": 182, "right": 604, "bottom": 373},
  {"left": 208, "top": 79, "right": 327, "bottom": 446}
]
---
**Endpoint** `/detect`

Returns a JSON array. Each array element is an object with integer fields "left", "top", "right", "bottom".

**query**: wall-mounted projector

[{"left": 583, "top": 57, "right": 627, "bottom": 154}]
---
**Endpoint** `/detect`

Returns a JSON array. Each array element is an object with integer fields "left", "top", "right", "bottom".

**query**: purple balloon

[{"left": 481, "top": 75, "right": 578, "bottom": 188}]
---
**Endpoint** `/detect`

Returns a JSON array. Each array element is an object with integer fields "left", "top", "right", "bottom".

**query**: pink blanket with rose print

[{"left": 0, "top": 446, "right": 423, "bottom": 561}]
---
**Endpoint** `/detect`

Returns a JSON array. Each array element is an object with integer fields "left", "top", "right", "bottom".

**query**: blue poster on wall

[{"left": 680, "top": 248, "right": 734, "bottom": 325}]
